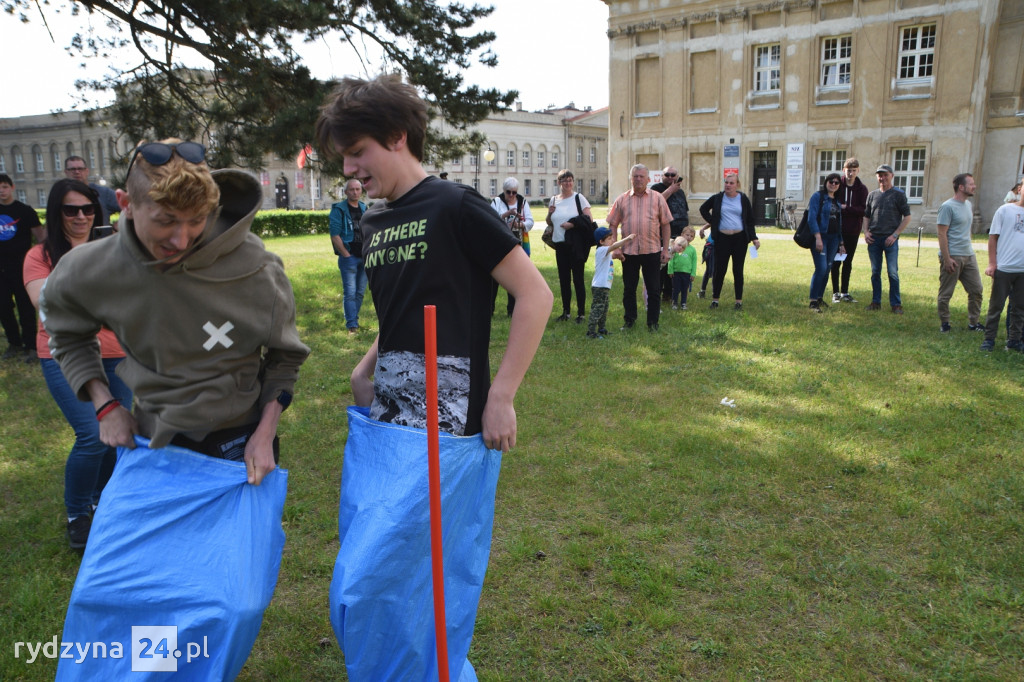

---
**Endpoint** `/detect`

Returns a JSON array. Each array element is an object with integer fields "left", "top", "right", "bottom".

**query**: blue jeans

[
  {"left": 338, "top": 255, "right": 368, "bottom": 330},
  {"left": 867, "top": 237, "right": 901, "bottom": 307},
  {"left": 41, "top": 357, "right": 133, "bottom": 519},
  {"left": 809, "top": 233, "right": 841, "bottom": 301}
]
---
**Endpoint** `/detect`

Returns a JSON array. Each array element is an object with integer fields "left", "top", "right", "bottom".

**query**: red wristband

[{"left": 96, "top": 400, "right": 121, "bottom": 422}]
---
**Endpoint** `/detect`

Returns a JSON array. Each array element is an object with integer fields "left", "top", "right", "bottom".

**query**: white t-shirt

[
  {"left": 990, "top": 203, "right": 1024, "bottom": 273},
  {"left": 592, "top": 245, "right": 614, "bottom": 288},
  {"left": 548, "top": 192, "right": 591, "bottom": 243}
]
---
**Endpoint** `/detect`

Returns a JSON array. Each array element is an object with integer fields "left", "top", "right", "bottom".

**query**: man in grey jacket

[{"left": 862, "top": 164, "right": 912, "bottom": 314}]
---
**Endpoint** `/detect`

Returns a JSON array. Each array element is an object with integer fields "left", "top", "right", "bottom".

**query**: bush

[{"left": 251, "top": 210, "right": 330, "bottom": 238}]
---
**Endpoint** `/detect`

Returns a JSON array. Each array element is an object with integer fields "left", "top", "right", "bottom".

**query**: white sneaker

[{"left": 832, "top": 293, "right": 842, "bottom": 303}]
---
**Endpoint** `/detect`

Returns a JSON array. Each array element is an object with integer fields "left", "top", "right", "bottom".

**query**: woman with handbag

[
  {"left": 546, "top": 169, "right": 592, "bottom": 323},
  {"left": 807, "top": 173, "right": 846, "bottom": 312}
]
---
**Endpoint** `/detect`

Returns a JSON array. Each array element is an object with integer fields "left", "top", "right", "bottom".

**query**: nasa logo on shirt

[{"left": 0, "top": 214, "right": 19, "bottom": 242}]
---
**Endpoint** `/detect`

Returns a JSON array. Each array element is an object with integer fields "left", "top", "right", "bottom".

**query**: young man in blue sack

[{"left": 316, "top": 74, "right": 551, "bottom": 679}]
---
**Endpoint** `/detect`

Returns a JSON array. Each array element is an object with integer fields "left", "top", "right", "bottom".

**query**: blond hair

[{"left": 126, "top": 138, "right": 219, "bottom": 216}]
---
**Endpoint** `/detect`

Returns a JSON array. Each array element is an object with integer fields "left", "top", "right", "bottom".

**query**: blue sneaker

[
  {"left": 980, "top": 339, "right": 995, "bottom": 352},
  {"left": 1006, "top": 340, "right": 1024, "bottom": 352}
]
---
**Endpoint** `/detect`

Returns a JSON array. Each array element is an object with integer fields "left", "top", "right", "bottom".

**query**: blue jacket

[
  {"left": 806, "top": 190, "right": 841, "bottom": 235},
  {"left": 329, "top": 200, "right": 368, "bottom": 254}
]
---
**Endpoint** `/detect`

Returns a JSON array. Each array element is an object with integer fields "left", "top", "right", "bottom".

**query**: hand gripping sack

[
  {"left": 329, "top": 406, "right": 502, "bottom": 681},
  {"left": 57, "top": 438, "right": 288, "bottom": 681}
]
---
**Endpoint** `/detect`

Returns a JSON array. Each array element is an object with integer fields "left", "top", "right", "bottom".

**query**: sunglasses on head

[
  {"left": 62, "top": 204, "right": 96, "bottom": 218},
  {"left": 126, "top": 141, "right": 207, "bottom": 177}
]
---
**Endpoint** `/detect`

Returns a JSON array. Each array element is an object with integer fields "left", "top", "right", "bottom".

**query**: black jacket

[{"left": 699, "top": 192, "right": 758, "bottom": 244}]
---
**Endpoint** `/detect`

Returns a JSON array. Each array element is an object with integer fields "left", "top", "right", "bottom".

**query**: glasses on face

[
  {"left": 126, "top": 141, "right": 207, "bottom": 178},
  {"left": 62, "top": 204, "right": 96, "bottom": 218},
  {"left": 663, "top": 173, "right": 677, "bottom": 178},
  {"left": 827, "top": 179, "right": 840, "bottom": 185},
  {"left": 504, "top": 190, "right": 516, "bottom": 195},
  {"left": 66, "top": 166, "right": 87, "bottom": 173}
]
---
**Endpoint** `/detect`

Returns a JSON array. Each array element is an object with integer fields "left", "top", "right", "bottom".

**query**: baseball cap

[
  {"left": 593, "top": 227, "right": 612, "bottom": 244},
  {"left": 876, "top": 164, "right": 894, "bottom": 174}
]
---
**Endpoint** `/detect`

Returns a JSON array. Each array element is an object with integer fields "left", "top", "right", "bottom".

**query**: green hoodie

[{"left": 41, "top": 170, "right": 309, "bottom": 448}]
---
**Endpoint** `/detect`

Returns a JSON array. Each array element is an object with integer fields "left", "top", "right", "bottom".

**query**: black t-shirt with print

[
  {"left": 362, "top": 176, "right": 519, "bottom": 436},
  {"left": 348, "top": 204, "right": 364, "bottom": 258},
  {"left": 0, "top": 201, "right": 41, "bottom": 271}
]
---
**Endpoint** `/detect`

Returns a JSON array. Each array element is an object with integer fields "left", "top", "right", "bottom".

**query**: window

[
  {"left": 52, "top": 146, "right": 62, "bottom": 172},
  {"left": 522, "top": 150, "right": 530, "bottom": 167},
  {"left": 635, "top": 57, "right": 660, "bottom": 115},
  {"left": 551, "top": 151, "right": 559, "bottom": 168},
  {"left": 15, "top": 151, "right": 24, "bottom": 173},
  {"left": 539, "top": 179, "right": 546, "bottom": 196},
  {"left": 590, "top": 147, "right": 597, "bottom": 164},
  {"left": 524, "top": 179, "right": 531, "bottom": 196},
  {"left": 893, "top": 148, "right": 926, "bottom": 201},
  {"left": 487, "top": 150, "right": 496, "bottom": 166},
  {"left": 754, "top": 44, "right": 781, "bottom": 92},
  {"left": 34, "top": 147, "right": 45, "bottom": 172},
  {"left": 589, "top": 179, "right": 596, "bottom": 196},
  {"left": 0, "top": 154, "right": 5, "bottom": 173},
  {"left": 470, "top": 152, "right": 478, "bottom": 167},
  {"left": 314, "top": 175, "right": 322, "bottom": 200},
  {"left": 16, "top": 189, "right": 27, "bottom": 203},
  {"left": 38, "top": 190, "right": 47, "bottom": 207},
  {"left": 898, "top": 25, "right": 935, "bottom": 81},
  {"left": 506, "top": 150, "right": 515, "bottom": 167},
  {"left": 537, "top": 151, "right": 545, "bottom": 167},
  {"left": 489, "top": 178, "right": 497, "bottom": 196},
  {"left": 817, "top": 149, "right": 847, "bottom": 187},
  {"left": 88, "top": 147, "right": 96, "bottom": 171},
  {"left": 820, "top": 36, "right": 851, "bottom": 87},
  {"left": 576, "top": 146, "right": 583, "bottom": 164}
]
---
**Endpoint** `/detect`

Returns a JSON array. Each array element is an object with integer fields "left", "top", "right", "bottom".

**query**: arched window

[
  {"left": 66, "top": 142, "right": 75, "bottom": 160},
  {"left": 51, "top": 144, "right": 61, "bottom": 173},
  {"left": 32, "top": 144, "right": 44, "bottom": 173},
  {"left": 505, "top": 142, "right": 517, "bottom": 168}
]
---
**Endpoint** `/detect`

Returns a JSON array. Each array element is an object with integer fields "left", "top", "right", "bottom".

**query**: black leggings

[
  {"left": 554, "top": 242, "right": 586, "bottom": 316},
  {"left": 830, "top": 231, "right": 860, "bottom": 294},
  {"left": 711, "top": 232, "right": 748, "bottom": 301}
]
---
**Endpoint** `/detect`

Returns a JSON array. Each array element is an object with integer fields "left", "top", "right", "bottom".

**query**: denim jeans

[
  {"left": 867, "top": 237, "right": 901, "bottom": 307},
  {"left": 338, "top": 255, "right": 368, "bottom": 330},
  {"left": 41, "top": 357, "right": 133, "bottom": 518},
  {"left": 809, "top": 233, "right": 841, "bottom": 301}
]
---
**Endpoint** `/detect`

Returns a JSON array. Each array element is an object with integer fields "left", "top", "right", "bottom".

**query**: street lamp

[{"left": 474, "top": 144, "right": 495, "bottom": 193}]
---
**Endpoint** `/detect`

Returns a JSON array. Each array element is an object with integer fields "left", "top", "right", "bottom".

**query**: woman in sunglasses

[
  {"left": 806, "top": 173, "right": 846, "bottom": 312},
  {"left": 23, "top": 178, "right": 132, "bottom": 550},
  {"left": 489, "top": 177, "right": 533, "bottom": 316}
]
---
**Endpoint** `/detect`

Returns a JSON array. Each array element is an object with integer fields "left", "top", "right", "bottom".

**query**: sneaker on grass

[{"left": 67, "top": 515, "right": 92, "bottom": 550}]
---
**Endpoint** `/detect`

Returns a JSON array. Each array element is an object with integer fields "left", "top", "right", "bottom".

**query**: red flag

[{"left": 296, "top": 144, "right": 313, "bottom": 169}]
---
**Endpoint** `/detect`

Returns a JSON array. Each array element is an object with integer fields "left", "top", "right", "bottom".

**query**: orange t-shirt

[{"left": 23, "top": 244, "right": 126, "bottom": 360}]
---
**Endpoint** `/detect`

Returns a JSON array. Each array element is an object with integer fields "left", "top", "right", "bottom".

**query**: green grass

[{"left": 3, "top": 228, "right": 1023, "bottom": 681}]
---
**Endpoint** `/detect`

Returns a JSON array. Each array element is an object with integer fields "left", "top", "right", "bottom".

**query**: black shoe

[
  {"left": 840, "top": 294, "right": 857, "bottom": 303},
  {"left": 809, "top": 300, "right": 822, "bottom": 313},
  {"left": 980, "top": 339, "right": 995, "bottom": 352},
  {"left": 556, "top": 313, "right": 570, "bottom": 322},
  {"left": 620, "top": 321, "right": 634, "bottom": 331},
  {"left": 940, "top": 322, "right": 951, "bottom": 333},
  {"left": 67, "top": 515, "right": 92, "bottom": 550},
  {"left": 967, "top": 323, "right": 984, "bottom": 332},
  {"left": 710, "top": 301, "right": 719, "bottom": 309},
  {"left": 598, "top": 328, "right": 610, "bottom": 336},
  {"left": 866, "top": 302, "right": 881, "bottom": 311},
  {"left": 648, "top": 323, "right": 659, "bottom": 332},
  {"left": 575, "top": 315, "right": 585, "bottom": 324},
  {"left": 586, "top": 331, "right": 601, "bottom": 339},
  {"left": 697, "top": 290, "right": 706, "bottom": 299},
  {"left": 734, "top": 302, "right": 743, "bottom": 311},
  {"left": 2, "top": 346, "right": 20, "bottom": 360},
  {"left": 1006, "top": 340, "right": 1024, "bottom": 352}
]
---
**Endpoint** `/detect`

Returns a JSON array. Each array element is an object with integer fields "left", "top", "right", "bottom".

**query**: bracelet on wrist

[{"left": 96, "top": 400, "right": 121, "bottom": 422}]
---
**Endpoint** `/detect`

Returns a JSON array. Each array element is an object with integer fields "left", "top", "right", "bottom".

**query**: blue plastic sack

[
  {"left": 57, "top": 438, "right": 288, "bottom": 681},
  {"left": 330, "top": 406, "right": 502, "bottom": 682}
]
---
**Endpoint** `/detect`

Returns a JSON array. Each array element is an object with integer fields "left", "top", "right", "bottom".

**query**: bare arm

[
  {"left": 936, "top": 224, "right": 954, "bottom": 272},
  {"left": 483, "top": 248, "right": 553, "bottom": 452},
  {"left": 25, "top": 279, "right": 44, "bottom": 308},
  {"left": 85, "top": 377, "right": 138, "bottom": 449},
  {"left": 985, "top": 234, "right": 998, "bottom": 277},
  {"left": 351, "top": 335, "right": 378, "bottom": 407},
  {"left": 244, "top": 400, "right": 283, "bottom": 485}
]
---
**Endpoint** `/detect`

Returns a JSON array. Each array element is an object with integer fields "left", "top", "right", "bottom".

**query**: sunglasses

[
  {"left": 827, "top": 179, "right": 841, "bottom": 184},
  {"left": 126, "top": 141, "right": 207, "bottom": 177},
  {"left": 504, "top": 190, "right": 516, "bottom": 195},
  {"left": 664, "top": 173, "right": 677, "bottom": 177},
  {"left": 62, "top": 204, "right": 96, "bottom": 218}
]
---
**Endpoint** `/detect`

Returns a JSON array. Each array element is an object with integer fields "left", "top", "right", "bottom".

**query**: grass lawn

[{"left": 2, "top": 225, "right": 1022, "bottom": 680}]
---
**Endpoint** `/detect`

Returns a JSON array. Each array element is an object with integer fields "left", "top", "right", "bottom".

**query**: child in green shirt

[{"left": 668, "top": 233, "right": 698, "bottom": 310}]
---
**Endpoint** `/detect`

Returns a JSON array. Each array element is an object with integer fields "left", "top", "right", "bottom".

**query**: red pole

[{"left": 424, "top": 305, "right": 450, "bottom": 682}]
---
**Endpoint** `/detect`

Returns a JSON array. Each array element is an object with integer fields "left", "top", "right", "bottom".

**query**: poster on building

[
  {"left": 785, "top": 169, "right": 804, "bottom": 202},
  {"left": 295, "top": 170, "right": 305, "bottom": 190},
  {"left": 260, "top": 171, "right": 270, "bottom": 187},
  {"left": 786, "top": 143, "right": 804, "bottom": 169}
]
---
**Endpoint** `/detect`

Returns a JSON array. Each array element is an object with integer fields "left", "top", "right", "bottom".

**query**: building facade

[
  {"left": 604, "top": 0, "right": 1024, "bottom": 231},
  {"left": 430, "top": 104, "right": 610, "bottom": 204},
  {"left": 2, "top": 102, "right": 610, "bottom": 212}
]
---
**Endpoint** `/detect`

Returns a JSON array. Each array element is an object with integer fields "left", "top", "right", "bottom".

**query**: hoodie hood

[{"left": 121, "top": 169, "right": 265, "bottom": 279}]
